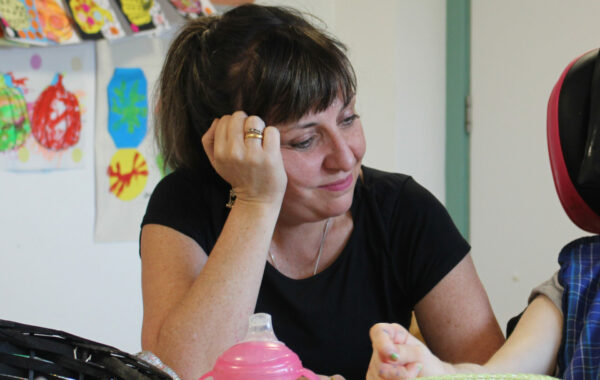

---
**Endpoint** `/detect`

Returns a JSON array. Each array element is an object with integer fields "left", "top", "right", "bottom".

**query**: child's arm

[
  {"left": 485, "top": 294, "right": 562, "bottom": 375},
  {"left": 366, "top": 294, "right": 562, "bottom": 379}
]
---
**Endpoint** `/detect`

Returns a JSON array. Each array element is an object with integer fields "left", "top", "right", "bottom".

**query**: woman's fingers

[
  {"left": 205, "top": 111, "right": 262, "bottom": 171},
  {"left": 371, "top": 323, "right": 427, "bottom": 362},
  {"left": 368, "top": 322, "right": 450, "bottom": 379},
  {"left": 367, "top": 323, "right": 430, "bottom": 379},
  {"left": 243, "top": 115, "right": 266, "bottom": 148},
  {"left": 262, "top": 126, "right": 281, "bottom": 153},
  {"left": 214, "top": 113, "right": 232, "bottom": 144},
  {"left": 315, "top": 375, "right": 345, "bottom": 380},
  {"left": 228, "top": 110, "right": 248, "bottom": 144},
  {"left": 370, "top": 323, "right": 411, "bottom": 363},
  {"left": 367, "top": 350, "right": 422, "bottom": 380},
  {"left": 201, "top": 111, "right": 286, "bottom": 203},
  {"left": 201, "top": 118, "right": 218, "bottom": 165},
  {"left": 377, "top": 360, "right": 423, "bottom": 379}
]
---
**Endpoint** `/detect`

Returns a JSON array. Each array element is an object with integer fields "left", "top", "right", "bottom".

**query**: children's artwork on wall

[
  {"left": 210, "top": 0, "right": 251, "bottom": 5},
  {"left": 65, "top": 0, "right": 126, "bottom": 40},
  {"left": 0, "top": 0, "right": 52, "bottom": 45},
  {"left": 108, "top": 147, "right": 149, "bottom": 201},
  {"left": 34, "top": 0, "right": 81, "bottom": 44},
  {"left": 0, "top": 74, "right": 30, "bottom": 151},
  {"left": 31, "top": 73, "right": 82, "bottom": 150},
  {"left": 107, "top": 67, "right": 148, "bottom": 147},
  {"left": 167, "top": 0, "right": 214, "bottom": 19},
  {"left": 113, "top": 0, "right": 169, "bottom": 34},
  {"left": 106, "top": 68, "right": 149, "bottom": 201},
  {"left": 95, "top": 35, "right": 169, "bottom": 242},
  {"left": 0, "top": 42, "right": 95, "bottom": 170},
  {"left": 0, "top": 24, "right": 18, "bottom": 45}
]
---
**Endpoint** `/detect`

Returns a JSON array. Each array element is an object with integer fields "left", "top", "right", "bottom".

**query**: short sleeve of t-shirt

[
  {"left": 403, "top": 177, "right": 471, "bottom": 305},
  {"left": 141, "top": 170, "right": 229, "bottom": 253},
  {"left": 528, "top": 271, "right": 563, "bottom": 313},
  {"left": 356, "top": 168, "right": 471, "bottom": 307}
]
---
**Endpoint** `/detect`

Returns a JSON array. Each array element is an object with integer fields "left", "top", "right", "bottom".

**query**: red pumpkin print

[{"left": 32, "top": 74, "right": 81, "bottom": 150}]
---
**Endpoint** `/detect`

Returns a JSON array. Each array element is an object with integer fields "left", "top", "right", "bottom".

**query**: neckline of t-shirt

[
  {"left": 264, "top": 172, "right": 365, "bottom": 283},
  {"left": 265, "top": 221, "right": 357, "bottom": 282}
]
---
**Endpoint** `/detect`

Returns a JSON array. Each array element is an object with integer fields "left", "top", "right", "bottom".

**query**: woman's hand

[
  {"left": 366, "top": 323, "right": 450, "bottom": 379},
  {"left": 202, "top": 111, "right": 287, "bottom": 207},
  {"left": 315, "top": 375, "right": 345, "bottom": 380}
]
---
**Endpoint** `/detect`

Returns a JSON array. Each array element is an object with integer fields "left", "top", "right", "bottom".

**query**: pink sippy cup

[{"left": 198, "top": 313, "right": 319, "bottom": 380}]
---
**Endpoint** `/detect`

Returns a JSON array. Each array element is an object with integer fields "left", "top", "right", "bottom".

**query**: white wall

[
  {"left": 471, "top": 0, "right": 600, "bottom": 332},
  {"left": 0, "top": 129, "right": 144, "bottom": 352},
  {"left": 0, "top": 1, "right": 445, "bottom": 354},
  {"left": 257, "top": 0, "right": 447, "bottom": 200},
  {"left": 337, "top": 1, "right": 446, "bottom": 201}
]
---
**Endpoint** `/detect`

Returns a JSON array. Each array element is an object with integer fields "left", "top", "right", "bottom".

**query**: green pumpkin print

[{"left": 0, "top": 74, "right": 31, "bottom": 152}]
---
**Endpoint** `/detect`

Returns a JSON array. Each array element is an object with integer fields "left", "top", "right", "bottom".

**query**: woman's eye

[
  {"left": 291, "top": 136, "right": 315, "bottom": 150},
  {"left": 341, "top": 114, "right": 360, "bottom": 126}
]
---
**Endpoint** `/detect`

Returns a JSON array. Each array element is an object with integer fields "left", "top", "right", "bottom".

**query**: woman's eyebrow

[
  {"left": 281, "top": 98, "right": 355, "bottom": 131},
  {"left": 281, "top": 121, "right": 318, "bottom": 131},
  {"left": 296, "top": 122, "right": 318, "bottom": 129}
]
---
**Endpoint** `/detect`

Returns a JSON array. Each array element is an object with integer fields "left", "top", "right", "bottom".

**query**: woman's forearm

[{"left": 145, "top": 201, "right": 281, "bottom": 379}]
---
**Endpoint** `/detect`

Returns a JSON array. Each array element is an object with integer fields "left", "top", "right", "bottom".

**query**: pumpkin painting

[
  {"left": 169, "top": 0, "right": 203, "bottom": 15},
  {"left": 107, "top": 148, "right": 148, "bottom": 201},
  {"left": 120, "top": 0, "right": 153, "bottom": 27},
  {"left": 35, "top": 0, "right": 75, "bottom": 43},
  {"left": 68, "top": 0, "right": 114, "bottom": 35},
  {"left": 31, "top": 73, "right": 81, "bottom": 150},
  {"left": 0, "top": 73, "right": 31, "bottom": 152},
  {"left": 0, "top": 0, "right": 29, "bottom": 32}
]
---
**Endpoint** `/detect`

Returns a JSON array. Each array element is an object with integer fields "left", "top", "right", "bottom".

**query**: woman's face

[{"left": 276, "top": 96, "right": 366, "bottom": 224}]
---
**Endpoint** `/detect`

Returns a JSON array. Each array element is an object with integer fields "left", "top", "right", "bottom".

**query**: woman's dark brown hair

[{"left": 155, "top": 4, "right": 356, "bottom": 172}]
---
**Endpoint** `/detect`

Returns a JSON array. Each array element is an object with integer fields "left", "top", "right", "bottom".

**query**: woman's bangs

[{"left": 255, "top": 38, "right": 356, "bottom": 125}]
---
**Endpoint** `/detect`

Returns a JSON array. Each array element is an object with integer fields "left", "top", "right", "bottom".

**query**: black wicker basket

[{"left": 0, "top": 319, "right": 172, "bottom": 380}]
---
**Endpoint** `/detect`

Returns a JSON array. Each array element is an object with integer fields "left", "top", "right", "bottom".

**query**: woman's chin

[{"left": 324, "top": 194, "right": 354, "bottom": 217}]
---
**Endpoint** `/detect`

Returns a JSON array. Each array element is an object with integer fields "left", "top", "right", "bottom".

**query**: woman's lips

[{"left": 320, "top": 174, "right": 353, "bottom": 192}]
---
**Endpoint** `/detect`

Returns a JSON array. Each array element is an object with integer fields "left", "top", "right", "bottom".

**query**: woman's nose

[{"left": 324, "top": 132, "right": 356, "bottom": 171}]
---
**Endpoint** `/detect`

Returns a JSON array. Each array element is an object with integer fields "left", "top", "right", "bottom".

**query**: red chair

[
  {"left": 546, "top": 48, "right": 600, "bottom": 379},
  {"left": 547, "top": 48, "right": 600, "bottom": 234}
]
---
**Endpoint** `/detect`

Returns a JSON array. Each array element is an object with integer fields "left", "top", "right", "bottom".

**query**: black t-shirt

[{"left": 141, "top": 166, "right": 470, "bottom": 380}]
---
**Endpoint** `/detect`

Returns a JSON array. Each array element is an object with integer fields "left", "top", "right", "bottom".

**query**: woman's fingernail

[{"left": 389, "top": 352, "right": 399, "bottom": 361}]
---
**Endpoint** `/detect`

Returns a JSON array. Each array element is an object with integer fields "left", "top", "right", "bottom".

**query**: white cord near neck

[{"left": 269, "top": 218, "right": 332, "bottom": 276}]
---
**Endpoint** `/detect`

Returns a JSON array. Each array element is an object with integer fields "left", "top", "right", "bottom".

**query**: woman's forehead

[{"left": 276, "top": 96, "right": 356, "bottom": 130}]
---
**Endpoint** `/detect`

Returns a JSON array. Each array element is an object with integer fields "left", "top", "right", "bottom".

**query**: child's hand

[{"left": 366, "top": 323, "right": 449, "bottom": 379}]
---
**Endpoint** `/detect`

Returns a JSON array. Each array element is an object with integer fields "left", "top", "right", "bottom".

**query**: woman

[{"left": 139, "top": 4, "right": 505, "bottom": 380}]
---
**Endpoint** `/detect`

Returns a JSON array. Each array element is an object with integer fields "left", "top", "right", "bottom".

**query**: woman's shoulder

[
  {"left": 356, "top": 166, "right": 454, "bottom": 231},
  {"left": 358, "top": 166, "right": 433, "bottom": 206},
  {"left": 142, "top": 168, "right": 229, "bottom": 250},
  {"left": 153, "top": 169, "right": 195, "bottom": 192},
  {"left": 361, "top": 166, "right": 411, "bottom": 185},
  {"left": 143, "top": 169, "right": 228, "bottom": 224},
  {"left": 359, "top": 166, "right": 412, "bottom": 195},
  {"left": 151, "top": 168, "right": 227, "bottom": 199}
]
